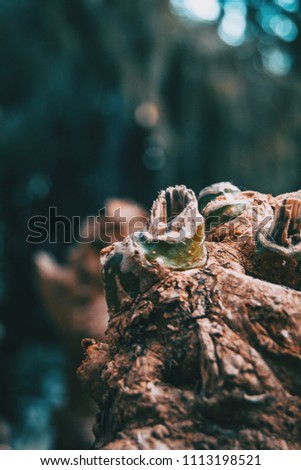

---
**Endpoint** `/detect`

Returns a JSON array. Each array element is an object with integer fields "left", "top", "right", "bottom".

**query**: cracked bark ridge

[{"left": 78, "top": 185, "right": 301, "bottom": 450}]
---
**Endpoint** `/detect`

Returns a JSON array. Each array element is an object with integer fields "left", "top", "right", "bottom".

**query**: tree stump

[{"left": 78, "top": 185, "right": 301, "bottom": 450}]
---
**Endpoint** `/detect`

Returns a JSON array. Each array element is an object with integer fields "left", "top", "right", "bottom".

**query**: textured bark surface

[{"left": 78, "top": 188, "right": 301, "bottom": 450}]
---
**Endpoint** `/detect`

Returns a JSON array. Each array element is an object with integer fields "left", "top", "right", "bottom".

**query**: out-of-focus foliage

[
  {"left": 170, "top": 0, "right": 301, "bottom": 75},
  {"left": 0, "top": 0, "right": 300, "bottom": 449}
]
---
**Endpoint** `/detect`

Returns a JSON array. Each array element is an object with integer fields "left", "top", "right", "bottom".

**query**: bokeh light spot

[
  {"left": 170, "top": 0, "right": 221, "bottom": 23},
  {"left": 270, "top": 15, "right": 298, "bottom": 42},
  {"left": 135, "top": 102, "right": 159, "bottom": 128},
  {"left": 274, "top": 0, "right": 299, "bottom": 13},
  {"left": 143, "top": 147, "right": 166, "bottom": 171},
  {"left": 218, "top": 9, "right": 247, "bottom": 46},
  {"left": 28, "top": 173, "right": 52, "bottom": 200},
  {"left": 262, "top": 47, "right": 293, "bottom": 75}
]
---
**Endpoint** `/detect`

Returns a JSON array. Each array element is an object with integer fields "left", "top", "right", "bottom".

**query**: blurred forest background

[{"left": 0, "top": 0, "right": 301, "bottom": 449}]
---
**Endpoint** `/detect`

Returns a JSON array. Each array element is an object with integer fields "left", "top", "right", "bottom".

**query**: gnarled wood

[{"left": 78, "top": 186, "right": 301, "bottom": 450}]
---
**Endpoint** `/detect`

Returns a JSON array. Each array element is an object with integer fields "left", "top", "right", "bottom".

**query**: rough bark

[{"left": 78, "top": 186, "right": 301, "bottom": 450}]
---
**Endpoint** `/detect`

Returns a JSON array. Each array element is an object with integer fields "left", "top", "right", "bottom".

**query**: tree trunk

[{"left": 78, "top": 185, "right": 301, "bottom": 450}]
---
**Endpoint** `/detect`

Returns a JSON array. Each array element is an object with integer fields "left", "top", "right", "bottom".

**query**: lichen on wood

[{"left": 78, "top": 184, "right": 301, "bottom": 450}]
